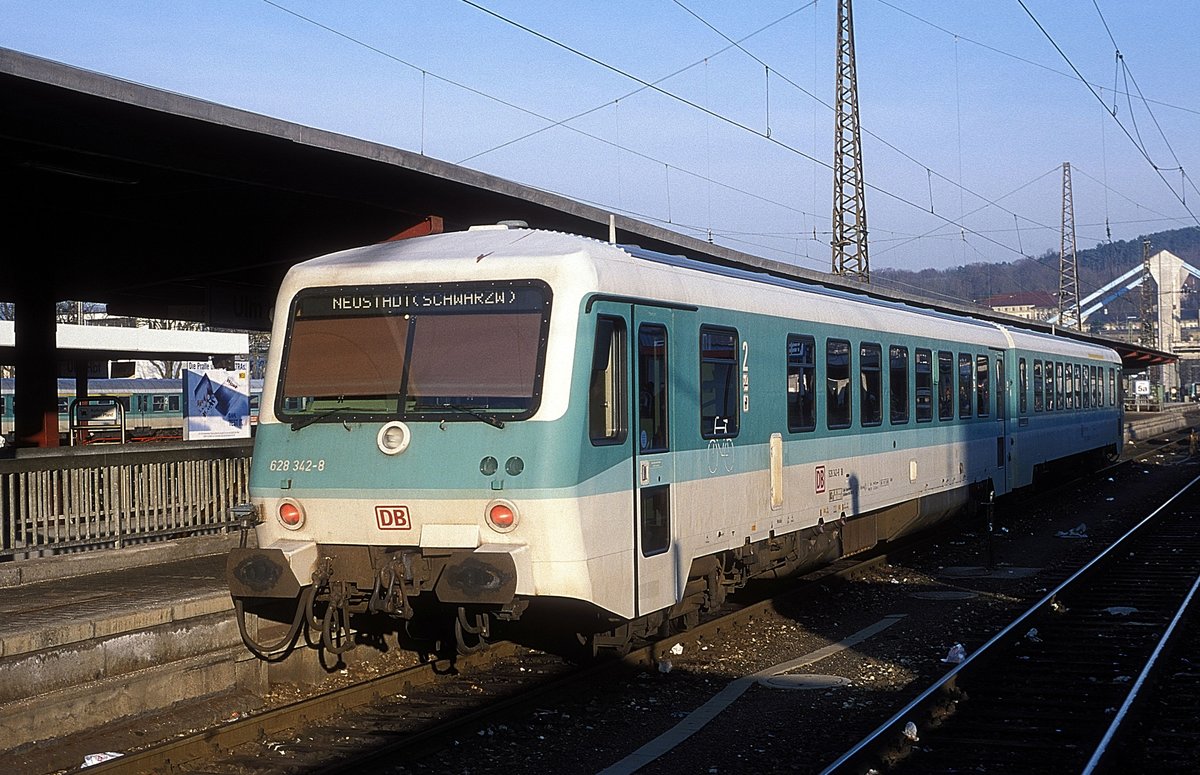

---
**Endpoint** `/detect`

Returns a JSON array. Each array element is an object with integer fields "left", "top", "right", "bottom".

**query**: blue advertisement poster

[{"left": 183, "top": 361, "right": 251, "bottom": 440}]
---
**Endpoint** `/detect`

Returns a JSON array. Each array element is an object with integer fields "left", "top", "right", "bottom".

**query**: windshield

[{"left": 278, "top": 281, "right": 551, "bottom": 424}]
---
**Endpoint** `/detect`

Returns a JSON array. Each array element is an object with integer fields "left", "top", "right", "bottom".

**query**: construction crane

[{"left": 832, "top": 0, "right": 869, "bottom": 283}]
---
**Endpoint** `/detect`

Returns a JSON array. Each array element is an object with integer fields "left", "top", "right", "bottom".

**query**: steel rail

[
  {"left": 819, "top": 471, "right": 1200, "bottom": 775},
  {"left": 1081, "top": 569, "right": 1200, "bottom": 773},
  {"left": 85, "top": 642, "right": 522, "bottom": 774},
  {"left": 85, "top": 549, "right": 897, "bottom": 774}
]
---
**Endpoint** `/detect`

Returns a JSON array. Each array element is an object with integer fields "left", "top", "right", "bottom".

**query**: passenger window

[
  {"left": 958, "top": 353, "right": 973, "bottom": 419},
  {"left": 890, "top": 346, "right": 909, "bottom": 424},
  {"left": 589, "top": 316, "right": 627, "bottom": 445},
  {"left": 787, "top": 335, "right": 816, "bottom": 432},
  {"left": 996, "top": 356, "right": 1005, "bottom": 420},
  {"left": 699, "top": 327, "right": 739, "bottom": 438},
  {"left": 915, "top": 348, "right": 932, "bottom": 422},
  {"left": 1045, "top": 361, "right": 1055, "bottom": 411},
  {"left": 153, "top": 395, "right": 167, "bottom": 412},
  {"left": 1056, "top": 362, "right": 1065, "bottom": 409},
  {"left": 976, "top": 355, "right": 990, "bottom": 417},
  {"left": 1033, "top": 360, "right": 1044, "bottom": 411},
  {"left": 938, "top": 351, "right": 954, "bottom": 420},
  {"left": 1109, "top": 368, "right": 1116, "bottom": 406},
  {"left": 638, "top": 324, "right": 669, "bottom": 452},
  {"left": 137, "top": 395, "right": 149, "bottom": 412},
  {"left": 1083, "top": 366, "right": 1091, "bottom": 408},
  {"left": 861, "top": 343, "right": 882, "bottom": 427},
  {"left": 170, "top": 395, "right": 180, "bottom": 412},
  {"left": 827, "top": 339, "right": 852, "bottom": 429},
  {"left": 1018, "top": 358, "right": 1028, "bottom": 414}
]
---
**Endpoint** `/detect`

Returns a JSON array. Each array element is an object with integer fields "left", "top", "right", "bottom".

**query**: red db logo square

[
  {"left": 815, "top": 466, "right": 826, "bottom": 494},
  {"left": 375, "top": 505, "right": 411, "bottom": 530}
]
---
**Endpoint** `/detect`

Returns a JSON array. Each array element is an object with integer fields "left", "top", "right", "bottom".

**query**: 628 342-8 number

[{"left": 268, "top": 459, "right": 326, "bottom": 473}]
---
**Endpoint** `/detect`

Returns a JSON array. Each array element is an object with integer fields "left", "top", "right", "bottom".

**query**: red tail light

[
  {"left": 278, "top": 501, "right": 305, "bottom": 529},
  {"left": 486, "top": 500, "right": 518, "bottom": 532}
]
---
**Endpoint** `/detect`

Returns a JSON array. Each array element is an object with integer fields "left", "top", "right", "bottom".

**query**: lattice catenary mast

[
  {"left": 1058, "top": 162, "right": 1082, "bottom": 330},
  {"left": 1140, "top": 239, "right": 1156, "bottom": 350},
  {"left": 832, "top": 0, "right": 869, "bottom": 282}
]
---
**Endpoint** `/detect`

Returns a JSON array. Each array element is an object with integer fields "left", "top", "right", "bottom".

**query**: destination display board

[{"left": 293, "top": 282, "right": 549, "bottom": 319}]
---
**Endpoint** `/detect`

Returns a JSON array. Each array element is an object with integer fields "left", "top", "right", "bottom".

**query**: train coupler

[{"left": 230, "top": 503, "right": 261, "bottom": 548}]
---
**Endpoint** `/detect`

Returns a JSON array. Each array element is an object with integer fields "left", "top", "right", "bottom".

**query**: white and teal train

[{"left": 228, "top": 225, "right": 1123, "bottom": 656}]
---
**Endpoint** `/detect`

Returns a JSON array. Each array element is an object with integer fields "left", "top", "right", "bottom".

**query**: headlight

[{"left": 377, "top": 421, "right": 412, "bottom": 455}]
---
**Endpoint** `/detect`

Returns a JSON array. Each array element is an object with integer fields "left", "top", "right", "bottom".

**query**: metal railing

[{"left": 0, "top": 439, "right": 252, "bottom": 560}]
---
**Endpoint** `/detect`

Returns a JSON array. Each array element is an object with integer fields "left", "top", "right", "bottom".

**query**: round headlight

[{"left": 377, "top": 421, "right": 412, "bottom": 456}]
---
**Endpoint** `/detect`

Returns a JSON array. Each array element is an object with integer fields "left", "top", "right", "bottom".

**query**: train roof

[
  {"left": 621, "top": 243, "right": 1120, "bottom": 362},
  {"left": 280, "top": 227, "right": 1157, "bottom": 367}
]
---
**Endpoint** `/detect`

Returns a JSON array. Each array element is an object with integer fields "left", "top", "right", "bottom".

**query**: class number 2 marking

[{"left": 742, "top": 340, "right": 750, "bottom": 413}]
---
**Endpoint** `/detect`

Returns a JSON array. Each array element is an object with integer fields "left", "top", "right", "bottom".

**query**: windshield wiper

[
  {"left": 432, "top": 403, "right": 506, "bottom": 429},
  {"left": 290, "top": 406, "right": 354, "bottom": 432}
]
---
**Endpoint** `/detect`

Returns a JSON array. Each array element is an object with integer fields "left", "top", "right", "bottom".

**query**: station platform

[
  {"left": 0, "top": 534, "right": 257, "bottom": 755},
  {"left": 2, "top": 405, "right": 1199, "bottom": 763}
]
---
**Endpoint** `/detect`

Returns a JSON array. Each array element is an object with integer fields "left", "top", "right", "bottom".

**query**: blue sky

[{"left": 5, "top": 1, "right": 1199, "bottom": 276}]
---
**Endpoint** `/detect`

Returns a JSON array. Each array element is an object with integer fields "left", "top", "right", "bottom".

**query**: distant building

[{"left": 982, "top": 291, "right": 1057, "bottom": 321}]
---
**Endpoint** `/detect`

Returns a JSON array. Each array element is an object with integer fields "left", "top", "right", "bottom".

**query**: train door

[
  {"left": 992, "top": 348, "right": 1009, "bottom": 492},
  {"left": 632, "top": 307, "right": 678, "bottom": 617}
]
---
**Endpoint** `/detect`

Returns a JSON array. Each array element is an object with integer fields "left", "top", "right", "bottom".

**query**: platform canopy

[
  {"left": 0, "top": 47, "right": 1174, "bottom": 362},
  {"left": 0, "top": 322, "right": 248, "bottom": 364}
]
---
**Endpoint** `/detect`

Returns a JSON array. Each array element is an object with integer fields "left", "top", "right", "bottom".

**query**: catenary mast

[{"left": 831, "top": 0, "right": 869, "bottom": 282}]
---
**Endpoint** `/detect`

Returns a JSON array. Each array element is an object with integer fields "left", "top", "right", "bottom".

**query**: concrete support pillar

[
  {"left": 13, "top": 276, "right": 60, "bottom": 448},
  {"left": 1149, "top": 250, "right": 1185, "bottom": 394}
]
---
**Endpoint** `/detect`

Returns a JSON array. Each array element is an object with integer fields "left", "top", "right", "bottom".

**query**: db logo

[
  {"left": 375, "top": 505, "right": 411, "bottom": 530},
  {"left": 814, "top": 465, "right": 826, "bottom": 494}
]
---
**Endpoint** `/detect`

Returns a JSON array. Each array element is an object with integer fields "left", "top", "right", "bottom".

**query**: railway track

[
  {"left": 821, "top": 472, "right": 1200, "bottom": 774},
  {"left": 88, "top": 545, "right": 899, "bottom": 774},
  {"left": 1093, "top": 571, "right": 1200, "bottom": 771}
]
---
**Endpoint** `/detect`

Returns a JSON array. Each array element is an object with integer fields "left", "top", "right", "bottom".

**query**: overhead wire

[
  {"left": 874, "top": 0, "right": 1196, "bottom": 233},
  {"left": 671, "top": 0, "right": 1063, "bottom": 247},
  {"left": 261, "top": 0, "right": 1188, "bottom": 292},
  {"left": 258, "top": 0, "right": 827, "bottom": 233},
  {"left": 458, "top": 2, "right": 816, "bottom": 164},
  {"left": 1016, "top": 0, "right": 1200, "bottom": 228},
  {"left": 668, "top": 0, "right": 1114, "bottom": 300},
  {"left": 458, "top": 0, "right": 1045, "bottom": 263},
  {"left": 874, "top": 0, "right": 1200, "bottom": 118}
]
